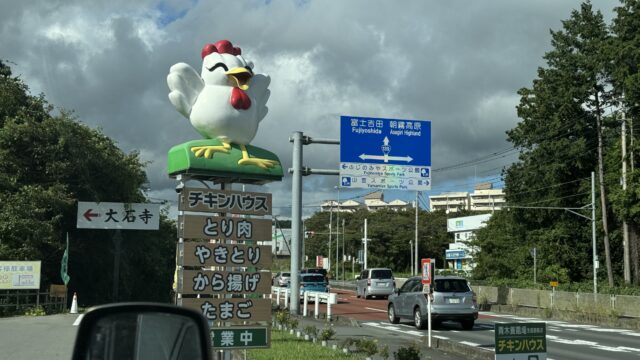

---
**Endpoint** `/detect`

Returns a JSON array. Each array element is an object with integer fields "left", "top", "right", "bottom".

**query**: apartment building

[{"left": 428, "top": 192, "right": 469, "bottom": 212}]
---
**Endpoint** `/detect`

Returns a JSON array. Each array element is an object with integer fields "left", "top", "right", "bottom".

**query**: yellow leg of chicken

[
  {"left": 190, "top": 142, "right": 231, "bottom": 158},
  {"left": 238, "top": 144, "right": 279, "bottom": 169}
]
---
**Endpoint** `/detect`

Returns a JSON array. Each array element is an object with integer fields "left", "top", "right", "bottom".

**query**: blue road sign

[{"left": 339, "top": 116, "right": 431, "bottom": 191}]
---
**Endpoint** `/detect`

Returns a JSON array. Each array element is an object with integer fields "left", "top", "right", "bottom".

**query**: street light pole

[
  {"left": 415, "top": 191, "right": 419, "bottom": 276},
  {"left": 410, "top": 240, "right": 413, "bottom": 275},
  {"left": 335, "top": 186, "right": 340, "bottom": 281},
  {"left": 328, "top": 206, "right": 333, "bottom": 274}
]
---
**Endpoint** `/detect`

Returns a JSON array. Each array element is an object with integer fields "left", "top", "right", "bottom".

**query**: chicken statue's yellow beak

[{"left": 226, "top": 67, "right": 252, "bottom": 91}]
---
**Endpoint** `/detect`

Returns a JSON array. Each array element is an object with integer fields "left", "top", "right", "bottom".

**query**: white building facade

[{"left": 446, "top": 213, "right": 492, "bottom": 271}]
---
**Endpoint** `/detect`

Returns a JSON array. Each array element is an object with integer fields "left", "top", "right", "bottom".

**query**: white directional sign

[
  {"left": 76, "top": 202, "right": 160, "bottom": 230},
  {"left": 340, "top": 115, "right": 431, "bottom": 191}
]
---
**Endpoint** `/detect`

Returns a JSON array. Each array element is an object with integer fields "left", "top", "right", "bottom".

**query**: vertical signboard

[
  {"left": 421, "top": 258, "right": 432, "bottom": 285},
  {"left": 177, "top": 187, "right": 273, "bottom": 351}
]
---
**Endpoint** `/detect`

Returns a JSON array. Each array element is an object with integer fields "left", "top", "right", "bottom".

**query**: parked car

[
  {"left": 272, "top": 271, "right": 291, "bottom": 287},
  {"left": 356, "top": 268, "right": 395, "bottom": 299},
  {"left": 387, "top": 275, "right": 478, "bottom": 330}
]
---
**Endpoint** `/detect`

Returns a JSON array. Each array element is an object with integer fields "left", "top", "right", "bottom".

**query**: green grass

[{"left": 247, "top": 329, "right": 364, "bottom": 360}]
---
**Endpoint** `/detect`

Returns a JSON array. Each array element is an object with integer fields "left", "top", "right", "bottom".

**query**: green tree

[
  {"left": 476, "top": 2, "right": 617, "bottom": 285},
  {"left": 0, "top": 60, "right": 176, "bottom": 305},
  {"left": 303, "top": 207, "right": 452, "bottom": 274},
  {"left": 609, "top": 0, "right": 640, "bottom": 285}
]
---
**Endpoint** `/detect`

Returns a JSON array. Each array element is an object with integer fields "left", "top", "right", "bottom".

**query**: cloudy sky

[{"left": 0, "top": 0, "right": 616, "bottom": 217}]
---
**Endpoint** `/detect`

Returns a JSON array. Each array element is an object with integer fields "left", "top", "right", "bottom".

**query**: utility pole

[
  {"left": 595, "top": 95, "right": 614, "bottom": 287},
  {"left": 623, "top": 114, "right": 631, "bottom": 284},
  {"left": 532, "top": 247, "right": 537, "bottom": 285},
  {"left": 592, "top": 172, "right": 598, "bottom": 295}
]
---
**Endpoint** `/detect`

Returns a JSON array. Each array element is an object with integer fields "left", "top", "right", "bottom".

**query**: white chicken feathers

[{"left": 167, "top": 52, "right": 271, "bottom": 145}]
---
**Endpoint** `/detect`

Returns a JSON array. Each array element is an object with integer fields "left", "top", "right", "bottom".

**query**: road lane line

[
  {"left": 73, "top": 314, "right": 84, "bottom": 326},
  {"left": 433, "top": 335, "right": 449, "bottom": 340},
  {"left": 459, "top": 341, "right": 480, "bottom": 347},
  {"left": 365, "top": 307, "right": 387, "bottom": 313}
]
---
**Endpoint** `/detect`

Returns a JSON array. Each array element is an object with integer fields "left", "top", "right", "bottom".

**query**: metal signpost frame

[
  {"left": 289, "top": 132, "right": 340, "bottom": 315},
  {"left": 340, "top": 115, "right": 431, "bottom": 278}
]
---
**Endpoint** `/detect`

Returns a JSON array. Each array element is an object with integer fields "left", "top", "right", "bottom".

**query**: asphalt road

[
  {"left": 329, "top": 288, "right": 640, "bottom": 360},
  {"left": 0, "top": 313, "right": 80, "bottom": 360}
]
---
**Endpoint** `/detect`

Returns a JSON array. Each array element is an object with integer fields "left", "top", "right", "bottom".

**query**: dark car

[
  {"left": 387, "top": 275, "right": 478, "bottom": 330},
  {"left": 300, "top": 268, "right": 328, "bottom": 281}
]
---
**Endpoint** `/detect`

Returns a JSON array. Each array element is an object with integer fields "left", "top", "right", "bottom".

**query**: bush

[
  {"left": 275, "top": 310, "right": 289, "bottom": 326},
  {"left": 24, "top": 306, "right": 46, "bottom": 316},
  {"left": 303, "top": 325, "right": 318, "bottom": 338},
  {"left": 379, "top": 344, "right": 390, "bottom": 360},
  {"left": 319, "top": 325, "right": 336, "bottom": 341},
  {"left": 394, "top": 343, "right": 421, "bottom": 360},
  {"left": 354, "top": 338, "right": 378, "bottom": 356},
  {"left": 287, "top": 317, "right": 299, "bottom": 330}
]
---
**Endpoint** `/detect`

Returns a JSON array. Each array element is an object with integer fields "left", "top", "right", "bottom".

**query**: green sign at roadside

[
  {"left": 495, "top": 322, "right": 546, "bottom": 360},
  {"left": 211, "top": 327, "right": 270, "bottom": 350}
]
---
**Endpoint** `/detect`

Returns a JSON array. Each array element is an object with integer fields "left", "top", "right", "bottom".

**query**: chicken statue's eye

[
  {"left": 245, "top": 66, "right": 253, "bottom": 75},
  {"left": 207, "top": 63, "right": 229, "bottom": 72}
]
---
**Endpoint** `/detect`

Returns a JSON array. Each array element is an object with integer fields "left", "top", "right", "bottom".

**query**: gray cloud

[{"left": 0, "top": 0, "right": 616, "bottom": 217}]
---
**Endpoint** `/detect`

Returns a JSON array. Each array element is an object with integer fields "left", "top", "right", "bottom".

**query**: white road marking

[
  {"left": 433, "top": 335, "right": 449, "bottom": 340},
  {"left": 365, "top": 307, "right": 387, "bottom": 313},
  {"left": 546, "top": 334, "right": 640, "bottom": 353},
  {"left": 362, "top": 322, "right": 423, "bottom": 337},
  {"left": 459, "top": 341, "right": 480, "bottom": 347},
  {"left": 73, "top": 314, "right": 84, "bottom": 326},
  {"left": 485, "top": 312, "right": 640, "bottom": 338}
]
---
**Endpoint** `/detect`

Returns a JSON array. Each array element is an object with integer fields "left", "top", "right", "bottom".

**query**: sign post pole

[
  {"left": 112, "top": 229, "right": 122, "bottom": 302},
  {"left": 421, "top": 258, "right": 432, "bottom": 348}
]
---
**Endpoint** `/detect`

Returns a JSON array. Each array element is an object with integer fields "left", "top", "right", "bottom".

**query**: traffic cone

[{"left": 70, "top": 292, "right": 78, "bottom": 314}]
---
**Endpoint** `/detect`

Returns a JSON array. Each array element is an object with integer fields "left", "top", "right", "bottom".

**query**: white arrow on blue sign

[{"left": 339, "top": 115, "right": 431, "bottom": 191}]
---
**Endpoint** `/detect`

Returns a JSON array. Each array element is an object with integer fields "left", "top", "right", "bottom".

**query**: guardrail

[{"left": 271, "top": 286, "right": 338, "bottom": 320}]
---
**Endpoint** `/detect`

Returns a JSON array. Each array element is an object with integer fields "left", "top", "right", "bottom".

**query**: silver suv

[
  {"left": 387, "top": 275, "right": 478, "bottom": 330},
  {"left": 356, "top": 268, "right": 395, "bottom": 299}
]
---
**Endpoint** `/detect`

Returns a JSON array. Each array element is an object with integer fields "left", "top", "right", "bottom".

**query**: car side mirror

[
  {"left": 72, "top": 302, "right": 211, "bottom": 360},
  {"left": 356, "top": 276, "right": 361, "bottom": 280}
]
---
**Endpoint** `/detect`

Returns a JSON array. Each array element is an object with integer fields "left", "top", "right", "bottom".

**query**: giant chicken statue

[{"left": 167, "top": 40, "right": 278, "bottom": 170}]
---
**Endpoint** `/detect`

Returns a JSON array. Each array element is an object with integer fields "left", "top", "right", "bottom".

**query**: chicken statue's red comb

[{"left": 201, "top": 40, "right": 242, "bottom": 59}]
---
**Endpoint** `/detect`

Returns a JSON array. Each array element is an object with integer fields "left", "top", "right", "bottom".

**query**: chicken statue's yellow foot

[
  {"left": 190, "top": 142, "right": 277, "bottom": 170},
  {"left": 190, "top": 142, "right": 231, "bottom": 158},
  {"left": 238, "top": 144, "right": 278, "bottom": 169}
]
